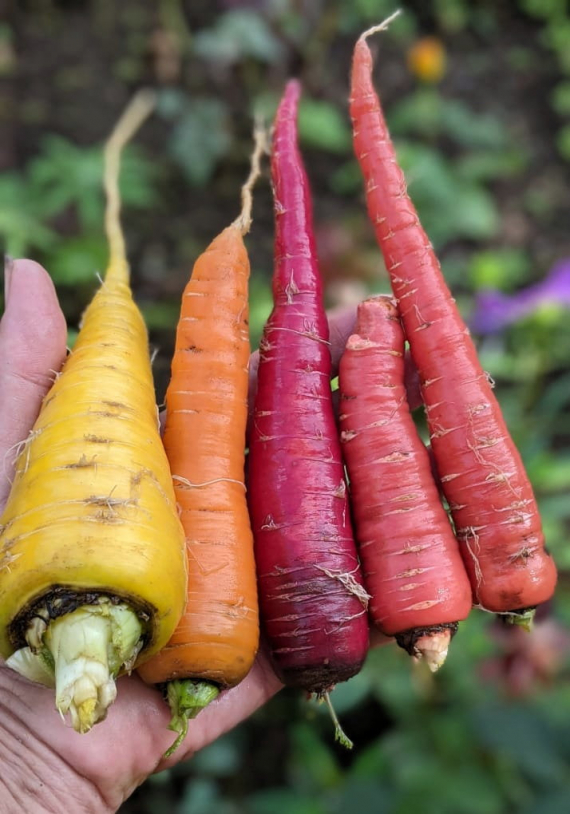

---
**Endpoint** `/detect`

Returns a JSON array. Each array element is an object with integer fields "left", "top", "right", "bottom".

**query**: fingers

[
  {"left": 370, "top": 628, "right": 393, "bottom": 648},
  {"left": 0, "top": 259, "right": 67, "bottom": 509},
  {"left": 248, "top": 303, "right": 422, "bottom": 425},
  {"left": 326, "top": 305, "right": 357, "bottom": 375},
  {"left": 247, "top": 305, "right": 358, "bottom": 436},
  {"left": 327, "top": 304, "right": 422, "bottom": 408}
]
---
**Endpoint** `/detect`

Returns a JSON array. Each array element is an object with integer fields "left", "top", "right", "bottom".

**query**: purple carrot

[{"left": 248, "top": 80, "right": 370, "bottom": 704}]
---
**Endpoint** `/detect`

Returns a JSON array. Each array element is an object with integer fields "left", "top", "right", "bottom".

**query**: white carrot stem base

[
  {"left": 395, "top": 622, "right": 458, "bottom": 672},
  {"left": 6, "top": 645, "right": 55, "bottom": 687},
  {"left": 411, "top": 629, "right": 452, "bottom": 672},
  {"left": 6, "top": 599, "right": 143, "bottom": 733}
]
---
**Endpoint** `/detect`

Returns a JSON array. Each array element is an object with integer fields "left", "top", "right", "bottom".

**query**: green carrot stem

[
  {"left": 502, "top": 607, "right": 536, "bottom": 632},
  {"left": 163, "top": 679, "right": 220, "bottom": 758}
]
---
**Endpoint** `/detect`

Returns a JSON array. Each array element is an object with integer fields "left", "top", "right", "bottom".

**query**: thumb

[{"left": 0, "top": 259, "right": 67, "bottom": 509}]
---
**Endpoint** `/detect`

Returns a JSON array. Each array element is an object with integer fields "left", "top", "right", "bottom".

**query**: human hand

[{"left": 0, "top": 260, "right": 398, "bottom": 813}]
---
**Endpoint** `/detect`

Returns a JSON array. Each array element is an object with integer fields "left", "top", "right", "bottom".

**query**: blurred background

[{"left": 1, "top": 0, "right": 570, "bottom": 811}]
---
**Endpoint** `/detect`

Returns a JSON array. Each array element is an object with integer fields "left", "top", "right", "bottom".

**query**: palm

[
  {"left": 0, "top": 260, "right": 388, "bottom": 811},
  {"left": 0, "top": 648, "right": 280, "bottom": 807},
  {"left": 0, "top": 261, "right": 287, "bottom": 810}
]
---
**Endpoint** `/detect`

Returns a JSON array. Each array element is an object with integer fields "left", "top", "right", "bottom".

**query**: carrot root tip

[
  {"left": 412, "top": 630, "right": 451, "bottom": 672},
  {"left": 6, "top": 599, "right": 143, "bottom": 733},
  {"left": 395, "top": 623, "right": 458, "bottom": 672},
  {"left": 163, "top": 679, "right": 220, "bottom": 758},
  {"left": 358, "top": 9, "right": 402, "bottom": 44},
  {"left": 320, "top": 691, "right": 354, "bottom": 750}
]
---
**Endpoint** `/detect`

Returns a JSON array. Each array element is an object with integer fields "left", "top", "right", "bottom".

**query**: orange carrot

[{"left": 137, "top": 131, "right": 265, "bottom": 756}]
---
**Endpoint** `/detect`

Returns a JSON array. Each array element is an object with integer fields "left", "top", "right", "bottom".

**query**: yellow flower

[{"left": 407, "top": 37, "right": 446, "bottom": 83}]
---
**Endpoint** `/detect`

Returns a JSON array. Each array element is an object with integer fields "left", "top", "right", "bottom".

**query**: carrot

[
  {"left": 137, "top": 131, "right": 264, "bottom": 757},
  {"left": 349, "top": 14, "right": 557, "bottom": 626},
  {"left": 339, "top": 295, "right": 473, "bottom": 670},
  {"left": 248, "top": 80, "right": 370, "bottom": 744},
  {"left": 0, "top": 92, "right": 187, "bottom": 733}
]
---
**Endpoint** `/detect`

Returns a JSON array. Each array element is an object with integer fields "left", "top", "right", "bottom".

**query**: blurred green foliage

[
  {"left": 1, "top": 0, "right": 569, "bottom": 812},
  {"left": 0, "top": 137, "right": 157, "bottom": 268},
  {"left": 138, "top": 624, "right": 570, "bottom": 814},
  {"left": 193, "top": 9, "right": 286, "bottom": 65},
  {"left": 158, "top": 90, "right": 233, "bottom": 185}
]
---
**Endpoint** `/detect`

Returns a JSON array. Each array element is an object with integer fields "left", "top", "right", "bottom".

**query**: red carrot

[
  {"left": 248, "top": 80, "right": 370, "bottom": 714},
  {"left": 339, "top": 295, "right": 473, "bottom": 669},
  {"left": 349, "top": 15, "right": 557, "bottom": 625}
]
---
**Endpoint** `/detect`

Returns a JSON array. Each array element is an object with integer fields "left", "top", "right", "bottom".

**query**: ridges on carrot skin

[
  {"left": 248, "top": 80, "right": 369, "bottom": 737},
  {"left": 349, "top": 17, "right": 557, "bottom": 623},
  {"left": 339, "top": 296, "right": 472, "bottom": 671}
]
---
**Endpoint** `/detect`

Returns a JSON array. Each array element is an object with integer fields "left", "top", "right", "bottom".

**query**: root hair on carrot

[
  {"left": 316, "top": 565, "right": 371, "bottom": 609},
  {"left": 460, "top": 526, "right": 484, "bottom": 589},
  {"left": 4, "top": 428, "right": 43, "bottom": 476},
  {"left": 172, "top": 475, "right": 246, "bottom": 490}
]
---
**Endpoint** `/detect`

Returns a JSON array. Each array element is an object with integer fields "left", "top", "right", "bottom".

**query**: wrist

[{"left": 0, "top": 666, "right": 112, "bottom": 814}]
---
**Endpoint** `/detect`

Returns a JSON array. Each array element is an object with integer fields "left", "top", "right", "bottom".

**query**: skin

[{"left": 0, "top": 259, "right": 391, "bottom": 814}]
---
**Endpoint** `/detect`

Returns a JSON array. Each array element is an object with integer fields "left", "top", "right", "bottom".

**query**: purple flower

[{"left": 470, "top": 259, "right": 570, "bottom": 334}]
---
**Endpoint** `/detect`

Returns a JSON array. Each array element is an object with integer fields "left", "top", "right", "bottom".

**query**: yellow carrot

[{"left": 0, "top": 91, "right": 187, "bottom": 734}]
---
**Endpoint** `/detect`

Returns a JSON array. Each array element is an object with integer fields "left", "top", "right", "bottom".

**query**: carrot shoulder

[
  {"left": 349, "top": 19, "right": 557, "bottom": 622},
  {"left": 137, "top": 133, "right": 263, "bottom": 756},
  {"left": 339, "top": 296, "right": 472, "bottom": 670},
  {"left": 0, "top": 92, "right": 187, "bottom": 733},
  {"left": 248, "top": 80, "right": 369, "bottom": 701}
]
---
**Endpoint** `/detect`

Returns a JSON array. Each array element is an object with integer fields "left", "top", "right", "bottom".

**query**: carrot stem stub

[
  {"left": 349, "top": 21, "right": 557, "bottom": 621},
  {"left": 163, "top": 679, "right": 220, "bottom": 759},
  {"left": 339, "top": 296, "right": 472, "bottom": 670},
  {"left": 248, "top": 80, "right": 369, "bottom": 699}
]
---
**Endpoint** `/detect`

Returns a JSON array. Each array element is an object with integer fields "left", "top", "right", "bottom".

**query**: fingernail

[{"left": 4, "top": 255, "right": 14, "bottom": 306}]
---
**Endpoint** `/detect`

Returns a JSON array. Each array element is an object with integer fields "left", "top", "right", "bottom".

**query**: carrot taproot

[
  {"left": 0, "top": 91, "right": 187, "bottom": 733},
  {"left": 248, "top": 81, "right": 370, "bottom": 738},
  {"left": 137, "top": 131, "right": 264, "bottom": 757},
  {"left": 339, "top": 295, "right": 473, "bottom": 669},
  {"left": 349, "top": 14, "right": 557, "bottom": 625}
]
